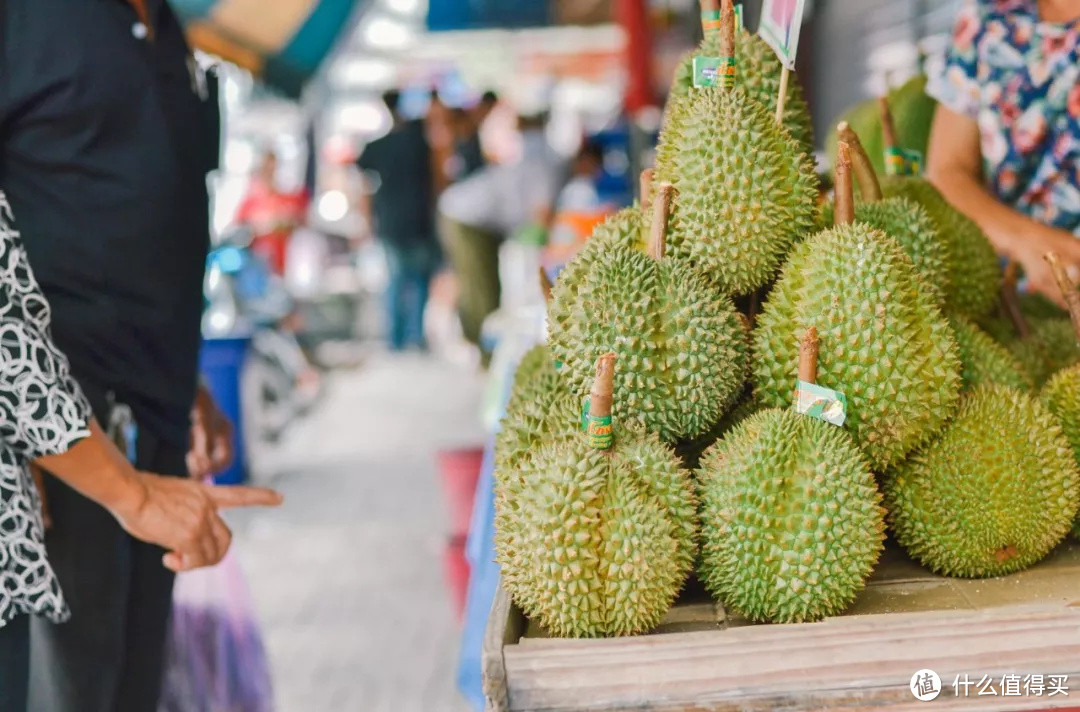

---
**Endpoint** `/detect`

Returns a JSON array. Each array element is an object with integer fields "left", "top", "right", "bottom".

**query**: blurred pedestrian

[
  {"left": 446, "top": 108, "right": 485, "bottom": 182},
  {"left": 357, "top": 90, "right": 441, "bottom": 352},
  {"left": 547, "top": 140, "right": 613, "bottom": 265},
  {"left": 0, "top": 2, "right": 283, "bottom": 710},
  {"left": 236, "top": 150, "right": 309, "bottom": 275},
  {"left": 437, "top": 113, "right": 563, "bottom": 361}
]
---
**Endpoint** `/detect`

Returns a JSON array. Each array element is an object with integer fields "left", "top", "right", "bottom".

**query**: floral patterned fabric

[
  {"left": 927, "top": 0, "right": 1080, "bottom": 232},
  {"left": 0, "top": 192, "right": 92, "bottom": 628}
]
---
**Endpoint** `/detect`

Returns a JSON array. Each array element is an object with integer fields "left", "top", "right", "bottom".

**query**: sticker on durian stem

[
  {"left": 700, "top": 5, "right": 743, "bottom": 34},
  {"left": 580, "top": 398, "right": 614, "bottom": 450},
  {"left": 693, "top": 56, "right": 736, "bottom": 89},
  {"left": 883, "top": 147, "right": 923, "bottom": 177},
  {"left": 794, "top": 380, "right": 847, "bottom": 426}
]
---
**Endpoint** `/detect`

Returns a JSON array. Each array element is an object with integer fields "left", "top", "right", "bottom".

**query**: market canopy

[
  {"left": 173, "top": 0, "right": 359, "bottom": 97},
  {"left": 427, "top": 0, "right": 610, "bottom": 31}
]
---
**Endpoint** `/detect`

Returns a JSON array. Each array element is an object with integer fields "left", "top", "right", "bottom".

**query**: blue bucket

[{"left": 198, "top": 337, "right": 251, "bottom": 485}]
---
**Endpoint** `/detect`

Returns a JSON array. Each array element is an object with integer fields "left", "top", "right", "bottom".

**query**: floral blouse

[
  {"left": 927, "top": 0, "right": 1080, "bottom": 232},
  {"left": 0, "top": 192, "right": 92, "bottom": 627}
]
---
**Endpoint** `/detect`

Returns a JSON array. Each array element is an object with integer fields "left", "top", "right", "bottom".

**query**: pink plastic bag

[{"left": 159, "top": 551, "right": 274, "bottom": 712}]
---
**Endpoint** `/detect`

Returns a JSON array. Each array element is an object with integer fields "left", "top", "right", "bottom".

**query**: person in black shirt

[
  {"left": 0, "top": 0, "right": 272, "bottom": 709},
  {"left": 357, "top": 91, "right": 440, "bottom": 351}
]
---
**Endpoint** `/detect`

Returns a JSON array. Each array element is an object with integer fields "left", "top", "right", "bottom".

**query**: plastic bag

[{"left": 158, "top": 551, "right": 274, "bottom": 712}]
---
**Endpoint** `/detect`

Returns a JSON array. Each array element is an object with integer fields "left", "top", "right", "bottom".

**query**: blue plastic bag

[{"left": 159, "top": 551, "right": 274, "bottom": 712}]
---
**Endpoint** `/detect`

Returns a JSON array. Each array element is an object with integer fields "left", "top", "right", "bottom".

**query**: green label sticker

[
  {"left": 694, "top": 56, "right": 736, "bottom": 88},
  {"left": 883, "top": 147, "right": 924, "bottom": 177},
  {"left": 580, "top": 397, "right": 613, "bottom": 449},
  {"left": 794, "top": 380, "right": 847, "bottom": 426},
  {"left": 701, "top": 5, "right": 743, "bottom": 33}
]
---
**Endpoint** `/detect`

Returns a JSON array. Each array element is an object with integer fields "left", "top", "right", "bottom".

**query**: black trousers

[
  {"left": 0, "top": 613, "right": 29, "bottom": 711},
  {"left": 29, "top": 385, "right": 188, "bottom": 712}
]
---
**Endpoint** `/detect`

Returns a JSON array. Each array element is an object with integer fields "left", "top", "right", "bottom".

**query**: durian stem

[
  {"left": 1044, "top": 252, "right": 1080, "bottom": 341},
  {"left": 775, "top": 66, "right": 790, "bottom": 125},
  {"left": 589, "top": 353, "right": 616, "bottom": 420},
  {"left": 648, "top": 183, "right": 673, "bottom": 261},
  {"left": 539, "top": 266, "right": 553, "bottom": 305},
  {"left": 639, "top": 168, "right": 654, "bottom": 215},
  {"left": 877, "top": 95, "right": 899, "bottom": 152},
  {"left": 837, "top": 121, "right": 882, "bottom": 201},
  {"left": 834, "top": 142, "right": 855, "bottom": 226},
  {"left": 1000, "top": 261, "right": 1032, "bottom": 340},
  {"left": 699, "top": 0, "right": 719, "bottom": 36},
  {"left": 719, "top": 0, "right": 735, "bottom": 62},
  {"left": 798, "top": 326, "right": 819, "bottom": 385}
]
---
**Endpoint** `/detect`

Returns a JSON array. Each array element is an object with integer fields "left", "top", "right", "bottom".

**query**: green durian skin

[
  {"left": 753, "top": 223, "right": 962, "bottom": 470},
  {"left": 655, "top": 88, "right": 818, "bottom": 295},
  {"left": 670, "top": 29, "right": 814, "bottom": 155},
  {"left": 672, "top": 388, "right": 762, "bottom": 469},
  {"left": 885, "top": 384, "right": 1080, "bottom": 578},
  {"left": 948, "top": 313, "right": 1033, "bottom": 392},
  {"left": 1009, "top": 318, "right": 1080, "bottom": 388},
  {"left": 550, "top": 232, "right": 749, "bottom": 443},
  {"left": 880, "top": 176, "right": 1000, "bottom": 319},
  {"left": 1042, "top": 365, "right": 1080, "bottom": 538},
  {"left": 697, "top": 409, "right": 885, "bottom": 624},
  {"left": 821, "top": 197, "right": 949, "bottom": 303},
  {"left": 496, "top": 428, "right": 698, "bottom": 637}
]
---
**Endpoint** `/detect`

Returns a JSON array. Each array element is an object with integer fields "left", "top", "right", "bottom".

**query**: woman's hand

[
  {"left": 1011, "top": 225, "right": 1080, "bottom": 306},
  {"left": 108, "top": 471, "right": 282, "bottom": 572}
]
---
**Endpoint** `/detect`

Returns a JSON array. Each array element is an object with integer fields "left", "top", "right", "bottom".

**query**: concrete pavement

[{"left": 228, "top": 352, "right": 485, "bottom": 712}]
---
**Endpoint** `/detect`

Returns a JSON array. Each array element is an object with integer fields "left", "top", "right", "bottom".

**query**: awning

[{"left": 173, "top": 0, "right": 359, "bottom": 97}]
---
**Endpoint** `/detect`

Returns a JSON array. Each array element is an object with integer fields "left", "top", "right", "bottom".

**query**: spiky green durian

[
  {"left": 494, "top": 345, "right": 577, "bottom": 476},
  {"left": 654, "top": 88, "right": 818, "bottom": 295},
  {"left": 1042, "top": 366, "right": 1080, "bottom": 538},
  {"left": 884, "top": 385, "right": 1080, "bottom": 577},
  {"left": 753, "top": 223, "right": 962, "bottom": 469},
  {"left": 880, "top": 176, "right": 999, "bottom": 318},
  {"left": 669, "top": 29, "right": 814, "bottom": 154},
  {"left": 697, "top": 408, "right": 884, "bottom": 623},
  {"left": 672, "top": 388, "right": 762, "bottom": 469},
  {"left": 821, "top": 196, "right": 949, "bottom": 302},
  {"left": 949, "top": 313, "right": 1033, "bottom": 392},
  {"left": 495, "top": 356, "right": 698, "bottom": 637},
  {"left": 549, "top": 196, "right": 749, "bottom": 443},
  {"left": 1006, "top": 317, "right": 1080, "bottom": 388}
]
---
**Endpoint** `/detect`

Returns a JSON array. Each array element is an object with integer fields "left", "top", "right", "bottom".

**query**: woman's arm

[
  {"left": 926, "top": 104, "right": 1080, "bottom": 303},
  {"left": 35, "top": 422, "right": 281, "bottom": 572}
]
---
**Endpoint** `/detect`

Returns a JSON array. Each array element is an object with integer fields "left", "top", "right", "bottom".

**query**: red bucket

[
  {"left": 443, "top": 534, "right": 471, "bottom": 621},
  {"left": 437, "top": 447, "right": 484, "bottom": 538}
]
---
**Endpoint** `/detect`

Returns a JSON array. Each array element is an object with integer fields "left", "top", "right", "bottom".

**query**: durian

[
  {"left": 495, "top": 354, "right": 698, "bottom": 637},
  {"left": 669, "top": 28, "right": 814, "bottom": 155},
  {"left": 949, "top": 313, "right": 1033, "bottom": 392},
  {"left": 753, "top": 143, "right": 962, "bottom": 469},
  {"left": 550, "top": 184, "right": 749, "bottom": 442},
  {"left": 884, "top": 384, "right": 1080, "bottom": 577},
  {"left": 494, "top": 345, "right": 576, "bottom": 475},
  {"left": 654, "top": 6, "right": 818, "bottom": 295},
  {"left": 698, "top": 328, "right": 885, "bottom": 623}
]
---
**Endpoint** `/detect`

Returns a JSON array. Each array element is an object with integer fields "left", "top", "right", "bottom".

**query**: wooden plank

[{"left": 483, "top": 583, "right": 526, "bottom": 712}]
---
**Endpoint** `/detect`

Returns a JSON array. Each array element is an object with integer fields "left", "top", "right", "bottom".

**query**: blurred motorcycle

[{"left": 203, "top": 227, "right": 320, "bottom": 445}]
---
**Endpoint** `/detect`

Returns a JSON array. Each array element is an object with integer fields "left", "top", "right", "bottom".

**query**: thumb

[
  {"left": 204, "top": 484, "right": 283, "bottom": 509},
  {"left": 162, "top": 551, "right": 185, "bottom": 572}
]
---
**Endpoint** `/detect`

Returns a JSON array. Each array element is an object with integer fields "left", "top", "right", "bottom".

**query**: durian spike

[
  {"left": 798, "top": 326, "right": 819, "bottom": 385},
  {"left": 639, "top": 168, "right": 654, "bottom": 215},
  {"left": 1043, "top": 252, "right": 1080, "bottom": 341},
  {"left": 589, "top": 353, "right": 616, "bottom": 421},
  {"left": 877, "top": 95, "right": 899, "bottom": 152},
  {"left": 834, "top": 142, "right": 855, "bottom": 226},
  {"left": 1000, "top": 261, "right": 1032, "bottom": 339},
  {"left": 837, "top": 121, "right": 883, "bottom": 201},
  {"left": 539, "top": 266, "right": 553, "bottom": 304},
  {"left": 648, "top": 183, "right": 673, "bottom": 261},
  {"left": 718, "top": 0, "right": 736, "bottom": 63}
]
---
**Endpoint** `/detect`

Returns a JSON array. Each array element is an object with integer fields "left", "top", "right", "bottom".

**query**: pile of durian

[{"left": 493, "top": 0, "right": 1080, "bottom": 636}]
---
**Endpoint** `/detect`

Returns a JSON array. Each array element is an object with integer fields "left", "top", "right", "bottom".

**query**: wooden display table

[{"left": 483, "top": 543, "right": 1080, "bottom": 711}]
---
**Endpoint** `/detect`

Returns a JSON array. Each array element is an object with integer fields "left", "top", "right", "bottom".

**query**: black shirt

[
  {"left": 0, "top": 0, "right": 218, "bottom": 447},
  {"left": 356, "top": 119, "right": 436, "bottom": 246}
]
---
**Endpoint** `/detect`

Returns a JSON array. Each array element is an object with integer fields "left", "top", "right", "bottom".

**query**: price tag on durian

[
  {"left": 759, "top": 0, "right": 807, "bottom": 71},
  {"left": 580, "top": 398, "right": 614, "bottom": 450},
  {"left": 693, "top": 56, "right": 736, "bottom": 88},
  {"left": 794, "top": 380, "right": 847, "bottom": 426},
  {"left": 883, "top": 147, "right": 924, "bottom": 176},
  {"left": 701, "top": 4, "right": 743, "bottom": 34}
]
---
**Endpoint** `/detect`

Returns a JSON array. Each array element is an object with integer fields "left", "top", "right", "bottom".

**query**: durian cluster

[{"left": 493, "top": 1, "right": 1080, "bottom": 639}]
